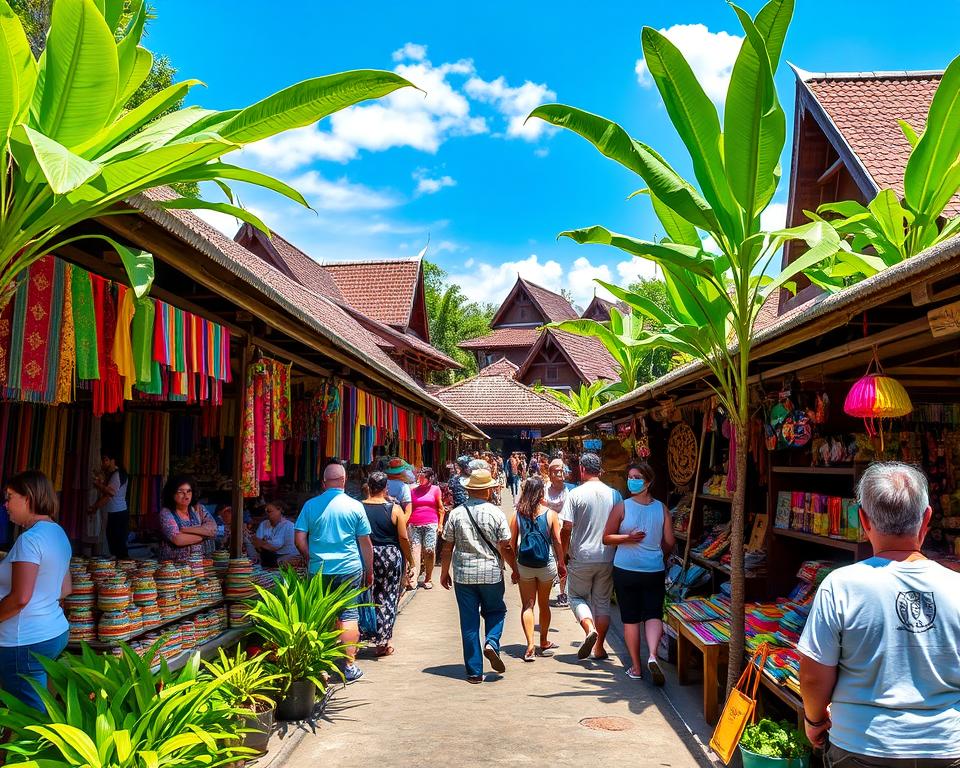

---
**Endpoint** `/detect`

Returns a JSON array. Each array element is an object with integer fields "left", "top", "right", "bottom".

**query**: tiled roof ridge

[
  {"left": 801, "top": 69, "right": 943, "bottom": 82},
  {"left": 437, "top": 372, "right": 574, "bottom": 413},
  {"left": 322, "top": 257, "right": 421, "bottom": 266}
]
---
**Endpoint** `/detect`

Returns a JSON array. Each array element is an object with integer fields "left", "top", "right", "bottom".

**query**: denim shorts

[
  {"left": 408, "top": 523, "right": 438, "bottom": 553},
  {"left": 320, "top": 570, "right": 363, "bottom": 623},
  {"left": 0, "top": 630, "right": 70, "bottom": 713}
]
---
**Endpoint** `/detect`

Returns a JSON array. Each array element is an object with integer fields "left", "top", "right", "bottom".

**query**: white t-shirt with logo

[
  {"left": 798, "top": 558, "right": 960, "bottom": 758},
  {"left": 0, "top": 521, "right": 71, "bottom": 646}
]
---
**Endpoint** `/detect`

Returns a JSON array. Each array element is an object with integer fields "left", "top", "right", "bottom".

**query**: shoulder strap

[{"left": 463, "top": 503, "right": 503, "bottom": 568}]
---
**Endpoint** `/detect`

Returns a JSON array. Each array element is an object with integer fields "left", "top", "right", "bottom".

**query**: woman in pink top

[{"left": 408, "top": 467, "right": 445, "bottom": 589}]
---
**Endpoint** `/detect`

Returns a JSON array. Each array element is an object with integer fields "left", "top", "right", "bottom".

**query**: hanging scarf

[
  {"left": 71, "top": 265, "right": 99, "bottom": 380},
  {"left": 16, "top": 256, "right": 57, "bottom": 395},
  {"left": 131, "top": 296, "right": 156, "bottom": 391},
  {"left": 0, "top": 280, "right": 14, "bottom": 390},
  {"left": 55, "top": 266, "right": 75, "bottom": 404}
]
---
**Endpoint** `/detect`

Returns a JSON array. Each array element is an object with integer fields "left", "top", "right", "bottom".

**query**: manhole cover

[{"left": 579, "top": 716, "right": 634, "bottom": 731}]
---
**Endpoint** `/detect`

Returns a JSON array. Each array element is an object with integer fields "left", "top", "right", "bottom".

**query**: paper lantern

[{"left": 844, "top": 354, "right": 912, "bottom": 449}]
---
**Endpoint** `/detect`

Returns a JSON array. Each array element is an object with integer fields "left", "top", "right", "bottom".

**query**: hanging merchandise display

[
  {"left": 0, "top": 255, "right": 232, "bottom": 413},
  {"left": 240, "top": 357, "right": 292, "bottom": 498},
  {"left": 668, "top": 422, "right": 698, "bottom": 487},
  {"left": 844, "top": 351, "right": 913, "bottom": 449}
]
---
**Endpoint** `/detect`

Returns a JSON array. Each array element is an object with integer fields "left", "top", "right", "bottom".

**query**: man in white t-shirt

[
  {"left": 560, "top": 453, "right": 622, "bottom": 662},
  {"left": 798, "top": 462, "right": 960, "bottom": 765}
]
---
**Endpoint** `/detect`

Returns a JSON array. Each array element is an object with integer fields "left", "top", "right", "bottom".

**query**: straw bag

[{"left": 709, "top": 643, "right": 770, "bottom": 764}]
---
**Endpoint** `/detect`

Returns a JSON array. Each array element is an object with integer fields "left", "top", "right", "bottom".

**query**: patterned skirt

[{"left": 371, "top": 544, "right": 404, "bottom": 646}]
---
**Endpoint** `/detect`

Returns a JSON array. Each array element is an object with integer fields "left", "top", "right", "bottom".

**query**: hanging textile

[
  {"left": 112, "top": 284, "right": 136, "bottom": 401},
  {"left": 55, "top": 266, "right": 75, "bottom": 405},
  {"left": 71, "top": 264, "right": 98, "bottom": 380}
]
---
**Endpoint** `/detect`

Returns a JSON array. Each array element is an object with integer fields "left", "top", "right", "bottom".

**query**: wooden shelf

[
  {"left": 771, "top": 466, "right": 855, "bottom": 476},
  {"left": 68, "top": 599, "right": 224, "bottom": 651},
  {"left": 772, "top": 527, "right": 864, "bottom": 552},
  {"left": 698, "top": 493, "right": 733, "bottom": 502},
  {"left": 690, "top": 553, "right": 763, "bottom": 579}
]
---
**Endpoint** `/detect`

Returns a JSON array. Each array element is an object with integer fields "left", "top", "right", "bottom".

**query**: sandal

[
  {"left": 626, "top": 667, "right": 643, "bottom": 680},
  {"left": 422, "top": 581, "right": 434, "bottom": 590},
  {"left": 592, "top": 651, "right": 610, "bottom": 661},
  {"left": 523, "top": 647, "right": 536, "bottom": 662},
  {"left": 535, "top": 645, "right": 555, "bottom": 657},
  {"left": 375, "top": 645, "right": 395, "bottom": 657}
]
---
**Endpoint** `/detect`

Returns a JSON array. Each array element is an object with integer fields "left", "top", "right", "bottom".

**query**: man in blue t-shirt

[{"left": 295, "top": 461, "right": 373, "bottom": 683}]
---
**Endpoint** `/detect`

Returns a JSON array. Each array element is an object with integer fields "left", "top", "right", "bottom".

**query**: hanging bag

[
  {"left": 517, "top": 513, "right": 551, "bottom": 569},
  {"left": 709, "top": 643, "right": 770, "bottom": 764}
]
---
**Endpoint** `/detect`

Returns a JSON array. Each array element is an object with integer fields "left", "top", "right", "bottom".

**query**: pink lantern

[{"left": 844, "top": 353, "right": 912, "bottom": 450}]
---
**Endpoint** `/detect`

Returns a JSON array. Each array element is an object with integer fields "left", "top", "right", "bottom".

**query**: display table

[{"left": 667, "top": 612, "right": 729, "bottom": 724}]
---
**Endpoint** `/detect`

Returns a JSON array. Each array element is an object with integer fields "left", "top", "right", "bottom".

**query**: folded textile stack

[
  {"left": 97, "top": 577, "right": 132, "bottom": 612},
  {"left": 213, "top": 550, "right": 230, "bottom": 578},
  {"left": 685, "top": 619, "right": 731, "bottom": 644},
  {"left": 692, "top": 524, "right": 731, "bottom": 561},
  {"left": 228, "top": 601, "right": 251, "bottom": 628},
  {"left": 668, "top": 594, "right": 731, "bottom": 623},
  {"left": 775, "top": 603, "right": 810, "bottom": 647},
  {"left": 764, "top": 648, "right": 801, "bottom": 694},
  {"left": 68, "top": 606, "right": 96, "bottom": 643},
  {"left": 225, "top": 558, "right": 256, "bottom": 600}
]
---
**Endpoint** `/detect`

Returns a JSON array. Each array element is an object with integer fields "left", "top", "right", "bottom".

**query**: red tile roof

[
  {"left": 265, "top": 230, "right": 345, "bottom": 301},
  {"left": 435, "top": 373, "right": 574, "bottom": 428},
  {"left": 520, "top": 278, "right": 579, "bottom": 322},
  {"left": 478, "top": 357, "right": 519, "bottom": 378},
  {"left": 546, "top": 329, "right": 619, "bottom": 384},
  {"left": 804, "top": 71, "right": 960, "bottom": 216},
  {"left": 324, "top": 258, "right": 421, "bottom": 328},
  {"left": 459, "top": 327, "right": 540, "bottom": 349}
]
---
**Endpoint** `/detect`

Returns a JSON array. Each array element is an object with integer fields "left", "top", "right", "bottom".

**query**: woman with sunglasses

[
  {"left": 0, "top": 470, "right": 72, "bottom": 711},
  {"left": 544, "top": 459, "right": 572, "bottom": 608},
  {"left": 158, "top": 475, "right": 217, "bottom": 561}
]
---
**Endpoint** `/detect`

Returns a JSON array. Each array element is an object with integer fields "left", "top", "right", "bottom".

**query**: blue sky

[{"left": 148, "top": 1, "right": 960, "bottom": 308}]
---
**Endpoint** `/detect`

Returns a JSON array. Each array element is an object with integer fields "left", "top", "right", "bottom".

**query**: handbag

[
  {"left": 357, "top": 587, "right": 377, "bottom": 639},
  {"left": 709, "top": 642, "right": 770, "bottom": 764}
]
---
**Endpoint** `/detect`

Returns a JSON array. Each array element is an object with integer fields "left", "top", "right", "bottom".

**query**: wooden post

[{"left": 230, "top": 339, "right": 249, "bottom": 558}]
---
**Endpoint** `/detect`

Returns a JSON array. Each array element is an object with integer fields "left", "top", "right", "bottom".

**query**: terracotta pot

[{"left": 275, "top": 680, "right": 315, "bottom": 721}]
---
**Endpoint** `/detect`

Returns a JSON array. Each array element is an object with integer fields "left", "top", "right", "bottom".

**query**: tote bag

[{"left": 709, "top": 643, "right": 770, "bottom": 764}]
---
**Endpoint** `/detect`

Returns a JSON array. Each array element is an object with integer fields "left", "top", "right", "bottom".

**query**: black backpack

[{"left": 517, "top": 514, "right": 551, "bottom": 569}]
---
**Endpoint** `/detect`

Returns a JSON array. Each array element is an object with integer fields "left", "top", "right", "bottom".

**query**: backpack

[{"left": 517, "top": 513, "right": 551, "bottom": 569}]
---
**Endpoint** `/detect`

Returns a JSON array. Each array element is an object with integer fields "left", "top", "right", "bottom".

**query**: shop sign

[{"left": 927, "top": 300, "right": 960, "bottom": 338}]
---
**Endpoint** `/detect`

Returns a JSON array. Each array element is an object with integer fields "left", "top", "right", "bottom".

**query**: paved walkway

[{"left": 285, "top": 555, "right": 708, "bottom": 767}]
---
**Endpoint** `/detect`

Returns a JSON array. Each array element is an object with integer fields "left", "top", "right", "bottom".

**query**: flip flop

[
  {"left": 535, "top": 646, "right": 555, "bottom": 657},
  {"left": 578, "top": 630, "right": 598, "bottom": 660},
  {"left": 375, "top": 645, "right": 395, "bottom": 657},
  {"left": 592, "top": 651, "right": 610, "bottom": 661},
  {"left": 523, "top": 647, "right": 536, "bottom": 662},
  {"left": 647, "top": 658, "right": 665, "bottom": 686},
  {"left": 626, "top": 667, "right": 643, "bottom": 680},
  {"left": 422, "top": 582, "right": 434, "bottom": 590}
]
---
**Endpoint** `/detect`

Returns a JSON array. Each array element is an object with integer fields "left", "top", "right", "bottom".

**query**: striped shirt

[{"left": 443, "top": 499, "right": 510, "bottom": 584}]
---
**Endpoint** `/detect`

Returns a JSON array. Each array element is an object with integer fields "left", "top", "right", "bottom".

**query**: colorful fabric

[
  {"left": 0, "top": 278, "right": 15, "bottom": 390},
  {"left": 112, "top": 284, "right": 136, "bottom": 401},
  {"left": 55, "top": 266, "right": 75, "bottom": 404},
  {"left": 17, "top": 256, "right": 56, "bottom": 395},
  {"left": 131, "top": 297, "right": 156, "bottom": 391},
  {"left": 71, "top": 265, "right": 98, "bottom": 380}
]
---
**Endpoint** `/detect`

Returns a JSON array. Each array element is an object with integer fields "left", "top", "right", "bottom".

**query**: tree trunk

[{"left": 725, "top": 417, "right": 748, "bottom": 696}]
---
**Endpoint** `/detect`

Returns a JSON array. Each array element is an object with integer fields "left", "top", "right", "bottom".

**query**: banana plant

[
  {"left": 0, "top": 0, "right": 413, "bottom": 306},
  {"left": 550, "top": 305, "right": 671, "bottom": 399},
  {"left": 806, "top": 53, "right": 960, "bottom": 289},
  {"left": 546, "top": 380, "right": 608, "bottom": 417},
  {"left": 530, "top": 0, "right": 840, "bottom": 688}
]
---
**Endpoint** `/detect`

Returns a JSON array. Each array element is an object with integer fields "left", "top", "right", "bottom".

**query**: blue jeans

[
  {"left": 509, "top": 475, "right": 520, "bottom": 495},
  {"left": 454, "top": 580, "right": 507, "bottom": 677},
  {"left": 0, "top": 630, "right": 69, "bottom": 712}
]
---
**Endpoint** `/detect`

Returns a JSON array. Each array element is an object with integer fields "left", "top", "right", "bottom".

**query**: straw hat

[{"left": 464, "top": 468, "right": 498, "bottom": 490}]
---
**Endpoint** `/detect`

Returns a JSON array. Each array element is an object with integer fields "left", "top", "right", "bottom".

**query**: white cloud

[
  {"left": 288, "top": 171, "right": 401, "bottom": 211},
  {"left": 567, "top": 257, "right": 614, "bottom": 306},
  {"left": 635, "top": 24, "right": 743, "bottom": 104},
  {"left": 434, "top": 240, "right": 463, "bottom": 254},
  {"left": 464, "top": 75, "right": 557, "bottom": 140},
  {"left": 413, "top": 168, "right": 456, "bottom": 195},
  {"left": 761, "top": 201, "right": 788, "bottom": 232},
  {"left": 616, "top": 256, "right": 660, "bottom": 285},
  {"left": 393, "top": 42, "right": 427, "bottom": 62},
  {"left": 449, "top": 253, "right": 564, "bottom": 304},
  {"left": 241, "top": 56, "right": 487, "bottom": 172},
  {"left": 534, "top": 147, "right": 550, "bottom": 158}
]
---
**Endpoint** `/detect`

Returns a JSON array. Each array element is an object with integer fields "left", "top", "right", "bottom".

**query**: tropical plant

[
  {"left": 550, "top": 304, "right": 672, "bottom": 399},
  {"left": 0, "top": 0, "right": 413, "bottom": 306},
  {"left": 806, "top": 54, "right": 960, "bottom": 289},
  {"left": 245, "top": 566, "right": 366, "bottom": 692},
  {"left": 546, "top": 380, "right": 608, "bottom": 417},
  {"left": 529, "top": 0, "right": 840, "bottom": 688},
  {"left": 0, "top": 640, "right": 252, "bottom": 768},
  {"left": 203, "top": 645, "right": 286, "bottom": 713}
]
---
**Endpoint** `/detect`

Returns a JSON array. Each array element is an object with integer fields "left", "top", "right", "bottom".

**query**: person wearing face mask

[
  {"left": 602, "top": 462, "right": 674, "bottom": 684},
  {"left": 408, "top": 467, "right": 445, "bottom": 589}
]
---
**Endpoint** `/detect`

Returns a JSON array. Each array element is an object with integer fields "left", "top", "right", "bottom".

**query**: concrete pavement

[{"left": 284, "top": 576, "right": 708, "bottom": 767}]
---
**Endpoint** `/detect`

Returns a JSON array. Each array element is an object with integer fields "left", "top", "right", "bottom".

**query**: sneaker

[
  {"left": 556, "top": 593, "right": 569, "bottom": 608},
  {"left": 484, "top": 643, "right": 506, "bottom": 673},
  {"left": 578, "top": 629, "right": 598, "bottom": 660},
  {"left": 343, "top": 664, "right": 364, "bottom": 683},
  {"left": 466, "top": 674, "right": 484, "bottom": 684},
  {"left": 647, "top": 658, "right": 665, "bottom": 686}
]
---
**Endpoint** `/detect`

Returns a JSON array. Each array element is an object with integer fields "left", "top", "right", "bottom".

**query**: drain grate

[{"left": 579, "top": 716, "right": 634, "bottom": 732}]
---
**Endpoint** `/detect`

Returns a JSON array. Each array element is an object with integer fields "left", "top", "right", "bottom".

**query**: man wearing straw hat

[{"left": 440, "top": 468, "right": 518, "bottom": 683}]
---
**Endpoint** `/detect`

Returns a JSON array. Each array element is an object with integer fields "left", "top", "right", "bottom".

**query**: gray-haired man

[
  {"left": 560, "top": 452, "right": 622, "bottom": 661},
  {"left": 798, "top": 462, "right": 960, "bottom": 766}
]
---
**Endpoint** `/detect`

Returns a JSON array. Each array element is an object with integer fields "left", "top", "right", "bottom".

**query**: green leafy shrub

[
  {"left": 740, "top": 718, "right": 810, "bottom": 759},
  {"left": 245, "top": 566, "right": 366, "bottom": 692},
  {"left": 203, "top": 644, "right": 287, "bottom": 713},
  {"left": 0, "top": 640, "right": 253, "bottom": 768}
]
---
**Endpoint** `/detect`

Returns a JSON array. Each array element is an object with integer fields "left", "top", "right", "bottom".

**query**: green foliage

[
  {"left": 245, "top": 566, "right": 365, "bottom": 692},
  {"left": 0, "top": 0, "right": 413, "bottom": 306},
  {"left": 808, "top": 53, "right": 960, "bottom": 289},
  {"left": 741, "top": 719, "right": 810, "bottom": 759},
  {"left": 423, "top": 260, "right": 495, "bottom": 383},
  {"left": 529, "top": 0, "right": 839, "bottom": 687},
  {"left": 546, "top": 380, "right": 608, "bottom": 417},
  {"left": 203, "top": 645, "right": 286, "bottom": 713},
  {"left": 0, "top": 640, "right": 253, "bottom": 768}
]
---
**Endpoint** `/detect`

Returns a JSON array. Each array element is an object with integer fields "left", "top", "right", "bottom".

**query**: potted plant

[
  {"left": 204, "top": 646, "right": 287, "bottom": 754},
  {"left": 740, "top": 719, "right": 811, "bottom": 768},
  {"left": 245, "top": 566, "right": 366, "bottom": 721}
]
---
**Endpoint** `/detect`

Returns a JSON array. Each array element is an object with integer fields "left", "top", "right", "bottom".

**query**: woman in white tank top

[{"left": 602, "top": 463, "right": 675, "bottom": 684}]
